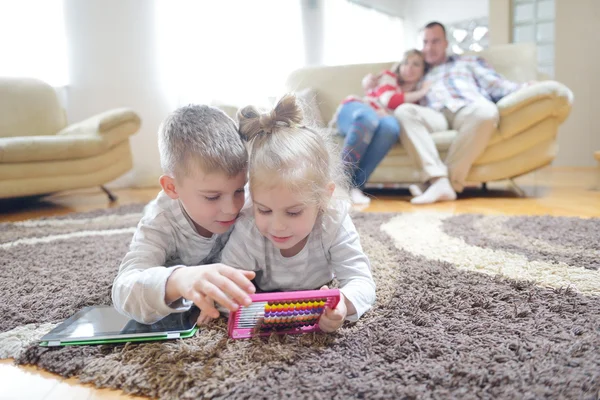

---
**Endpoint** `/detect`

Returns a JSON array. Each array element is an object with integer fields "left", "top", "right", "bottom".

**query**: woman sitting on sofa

[{"left": 333, "top": 49, "right": 430, "bottom": 204}]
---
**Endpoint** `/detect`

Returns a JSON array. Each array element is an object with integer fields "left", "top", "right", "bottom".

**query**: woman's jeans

[{"left": 336, "top": 101, "right": 401, "bottom": 188}]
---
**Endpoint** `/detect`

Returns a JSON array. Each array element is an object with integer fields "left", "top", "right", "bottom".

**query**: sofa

[
  {"left": 0, "top": 77, "right": 141, "bottom": 200},
  {"left": 283, "top": 42, "right": 574, "bottom": 186}
]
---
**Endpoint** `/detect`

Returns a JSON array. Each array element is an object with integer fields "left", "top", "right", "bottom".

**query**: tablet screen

[{"left": 41, "top": 305, "right": 200, "bottom": 342}]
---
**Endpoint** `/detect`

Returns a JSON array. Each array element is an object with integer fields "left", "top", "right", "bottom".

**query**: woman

[{"left": 334, "top": 49, "right": 430, "bottom": 204}]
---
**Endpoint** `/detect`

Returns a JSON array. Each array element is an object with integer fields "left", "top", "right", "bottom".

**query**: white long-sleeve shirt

[
  {"left": 220, "top": 201, "right": 376, "bottom": 322},
  {"left": 111, "top": 191, "right": 231, "bottom": 324}
]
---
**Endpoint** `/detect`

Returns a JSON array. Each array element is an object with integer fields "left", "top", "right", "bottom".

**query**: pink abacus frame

[{"left": 228, "top": 289, "right": 340, "bottom": 339}]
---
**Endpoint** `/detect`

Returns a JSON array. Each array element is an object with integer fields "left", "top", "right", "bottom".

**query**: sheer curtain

[
  {"left": 155, "top": 0, "right": 305, "bottom": 108},
  {"left": 322, "top": 0, "right": 404, "bottom": 66},
  {"left": 0, "top": 0, "right": 69, "bottom": 86}
]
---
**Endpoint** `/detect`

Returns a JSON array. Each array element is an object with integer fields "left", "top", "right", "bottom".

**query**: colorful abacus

[{"left": 228, "top": 289, "right": 340, "bottom": 339}]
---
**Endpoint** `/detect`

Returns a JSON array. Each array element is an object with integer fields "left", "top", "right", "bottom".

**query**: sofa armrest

[
  {"left": 497, "top": 81, "right": 573, "bottom": 121},
  {"left": 57, "top": 108, "right": 141, "bottom": 148},
  {"left": 494, "top": 81, "right": 574, "bottom": 142},
  {"left": 0, "top": 109, "right": 140, "bottom": 163},
  {"left": 0, "top": 134, "right": 107, "bottom": 163}
]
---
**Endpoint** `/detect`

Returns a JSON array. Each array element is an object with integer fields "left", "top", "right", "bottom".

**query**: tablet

[{"left": 39, "top": 305, "right": 200, "bottom": 347}]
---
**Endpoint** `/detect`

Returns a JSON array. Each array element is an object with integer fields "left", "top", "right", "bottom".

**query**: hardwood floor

[{"left": 1, "top": 166, "right": 599, "bottom": 400}]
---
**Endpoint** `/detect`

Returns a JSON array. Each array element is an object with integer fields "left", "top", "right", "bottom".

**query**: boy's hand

[
  {"left": 197, "top": 301, "right": 217, "bottom": 325},
  {"left": 318, "top": 285, "right": 347, "bottom": 332},
  {"left": 166, "top": 264, "right": 256, "bottom": 319}
]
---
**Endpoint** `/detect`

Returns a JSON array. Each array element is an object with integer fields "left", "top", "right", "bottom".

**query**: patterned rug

[{"left": 1, "top": 206, "right": 599, "bottom": 399}]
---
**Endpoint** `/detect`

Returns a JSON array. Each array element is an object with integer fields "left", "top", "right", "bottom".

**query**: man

[{"left": 396, "top": 22, "right": 524, "bottom": 204}]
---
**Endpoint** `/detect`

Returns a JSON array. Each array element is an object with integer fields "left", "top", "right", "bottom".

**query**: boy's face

[
  {"left": 161, "top": 168, "right": 247, "bottom": 238},
  {"left": 252, "top": 183, "right": 320, "bottom": 258}
]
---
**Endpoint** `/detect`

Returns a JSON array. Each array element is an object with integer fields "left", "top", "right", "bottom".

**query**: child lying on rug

[
  {"left": 112, "top": 105, "right": 256, "bottom": 324},
  {"left": 203, "top": 94, "right": 376, "bottom": 332}
]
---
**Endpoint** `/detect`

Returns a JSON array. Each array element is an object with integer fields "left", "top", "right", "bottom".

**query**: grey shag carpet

[{"left": 1, "top": 206, "right": 599, "bottom": 399}]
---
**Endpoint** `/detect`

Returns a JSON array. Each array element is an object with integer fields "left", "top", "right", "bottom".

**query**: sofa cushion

[
  {"left": 295, "top": 88, "right": 326, "bottom": 129},
  {"left": 0, "top": 78, "right": 67, "bottom": 138}
]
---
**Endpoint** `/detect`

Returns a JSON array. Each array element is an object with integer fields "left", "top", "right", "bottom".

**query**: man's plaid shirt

[{"left": 421, "top": 55, "right": 524, "bottom": 113}]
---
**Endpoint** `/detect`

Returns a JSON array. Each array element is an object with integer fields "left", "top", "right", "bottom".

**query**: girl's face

[
  {"left": 399, "top": 54, "right": 425, "bottom": 84},
  {"left": 252, "top": 183, "right": 321, "bottom": 258}
]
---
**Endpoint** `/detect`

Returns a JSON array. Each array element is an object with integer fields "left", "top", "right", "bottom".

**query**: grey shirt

[
  {"left": 111, "top": 191, "right": 231, "bottom": 324},
  {"left": 221, "top": 201, "right": 376, "bottom": 322}
]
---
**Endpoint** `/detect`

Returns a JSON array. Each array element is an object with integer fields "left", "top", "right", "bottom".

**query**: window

[
  {"left": 0, "top": 0, "right": 69, "bottom": 86},
  {"left": 322, "top": 0, "right": 404, "bottom": 66},
  {"left": 155, "top": 0, "right": 305, "bottom": 107},
  {"left": 445, "top": 18, "right": 489, "bottom": 55},
  {"left": 512, "top": 0, "right": 555, "bottom": 77}
]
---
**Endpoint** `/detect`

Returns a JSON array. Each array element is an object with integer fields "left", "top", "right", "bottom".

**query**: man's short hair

[{"left": 424, "top": 21, "right": 447, "bottom": 37}]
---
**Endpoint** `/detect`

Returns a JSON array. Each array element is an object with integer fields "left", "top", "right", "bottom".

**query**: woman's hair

[
  {"left": 393, "top": 49, "right": 426, "bottom": 84},
  {"left": 237, "top": 94, "right": 349, "bottom": 211}
]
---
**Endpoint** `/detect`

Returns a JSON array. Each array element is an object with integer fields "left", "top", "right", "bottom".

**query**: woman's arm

[{"left": 402, "top": 81, "right": 431, "bottom": 104}]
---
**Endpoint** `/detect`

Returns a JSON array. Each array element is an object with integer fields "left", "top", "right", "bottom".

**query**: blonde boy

[{"left": 112, "top": 105, "right": 255, "bottom": 324}]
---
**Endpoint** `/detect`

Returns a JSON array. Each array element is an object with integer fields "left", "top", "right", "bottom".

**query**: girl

[
  {"left": 334, "top": 49, "right": 430, "bottom": 204},
  {"left": 212, "top": 94, "right": 376, "bottom": 333}
]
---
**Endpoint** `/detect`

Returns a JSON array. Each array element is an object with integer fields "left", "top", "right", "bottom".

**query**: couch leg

[
  {"left": 100, "top": 186, "right": 118, "bottom": 202},
  {"left": 509, "top": 179, "right": 526, "bottom": 197},
  {"left": 482, "top": 182, "right": 488, "bottom": 192}
]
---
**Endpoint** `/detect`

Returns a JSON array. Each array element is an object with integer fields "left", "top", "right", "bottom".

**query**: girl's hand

[
  {"left": 318, "top": 285, "right": 347, "bottom": 332},
  {"left": 361, "top": 73, "right": 378, "bottom": 91},
  {"left": 376, "top": 108, "right": 389, "bottom": 117}
]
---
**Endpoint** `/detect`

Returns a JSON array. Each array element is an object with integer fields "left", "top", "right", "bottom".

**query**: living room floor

[{"left": 1, "top": 166, "right": 599, "bottom": 400}]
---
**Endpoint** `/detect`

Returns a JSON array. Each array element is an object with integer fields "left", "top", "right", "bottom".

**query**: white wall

[
  {"left": 64, "top": 0, "right": 170, "bottom": 188},
  {"left": 401, "top": 0, "right": 489, "bottom": 49},
  {"left": 488, "top": 0, "right": 599, "bottom": 167},
  {"left": 488, "top": 0, "right": 511, "bottom": 46},
  {"left": 554, "top": 0, "right": 600, "bottom": 166}
]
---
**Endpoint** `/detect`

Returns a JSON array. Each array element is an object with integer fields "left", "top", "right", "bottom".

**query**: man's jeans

[{"left": 336, "top": 101, "right": 401, "bottom": 188}]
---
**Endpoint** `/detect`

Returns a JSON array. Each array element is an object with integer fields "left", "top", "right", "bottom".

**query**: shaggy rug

[{"left": 0, "top": 206, "right": 599, "bottom": 399}]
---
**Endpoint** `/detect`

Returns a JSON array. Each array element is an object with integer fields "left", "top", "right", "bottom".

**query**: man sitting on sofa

[{"left": 395, "top": 21, "right": 526, "bottom": 204}]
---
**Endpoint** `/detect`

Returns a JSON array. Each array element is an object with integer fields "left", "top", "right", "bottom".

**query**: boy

[{"left": 112, "top": 105, "right": 256, "bottom": 324}]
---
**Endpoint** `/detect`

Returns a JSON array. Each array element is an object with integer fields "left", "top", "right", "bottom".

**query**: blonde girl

[{"left": 214, "top": 94, "right": 376, "bottom": 332}]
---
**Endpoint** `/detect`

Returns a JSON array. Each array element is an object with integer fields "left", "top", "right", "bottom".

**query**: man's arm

[{"left": 470, "top": 57, "right": 524, "bottom": 102}]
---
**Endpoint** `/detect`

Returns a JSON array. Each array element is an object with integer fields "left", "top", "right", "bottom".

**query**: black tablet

[{"left": 39, "top": 305, "right": 200, "bottom": 346}]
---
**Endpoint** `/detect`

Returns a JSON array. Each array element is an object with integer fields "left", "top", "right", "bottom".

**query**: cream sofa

[
  {"left": 0, "top": 77, "right": 141, "bottom": 200},
  {"left": 284, "top": 43, "right": 573, "bottom": 186}
]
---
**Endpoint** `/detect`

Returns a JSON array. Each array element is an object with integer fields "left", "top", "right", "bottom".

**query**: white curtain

[
  {"left": 0, "top": 0, "right": 69, "bottom": 86},
  {"left": 322, "top": 0, "right": 404, "bottom": 66},
  {"left": 155, "top": 0, "right": 305, "bottom": 108}
]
